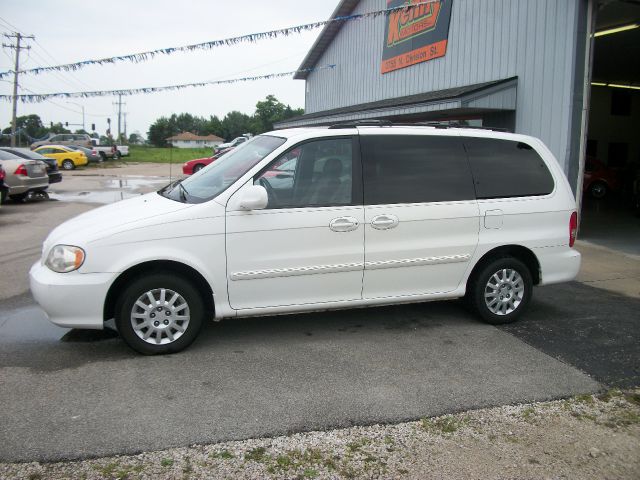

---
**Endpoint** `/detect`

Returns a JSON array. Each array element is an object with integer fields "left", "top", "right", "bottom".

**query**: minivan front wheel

[
  {"left": 115, "top": 274, "right": 204, "bottom": 354},
  {"left": 468, "top": 257, "right": 533, "bottom": 325}
]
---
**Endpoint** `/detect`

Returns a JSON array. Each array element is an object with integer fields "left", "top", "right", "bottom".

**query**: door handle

[
  {"left": 371, "top": 214, "right": 399, "bottom": 230},
  {"left": 329, "top": 216, "right": 359, "bottom": 232}
]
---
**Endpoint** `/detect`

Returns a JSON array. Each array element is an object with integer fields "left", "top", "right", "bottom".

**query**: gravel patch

[{"left": 3, "top": 389, "right": 639, "bottom": 479}]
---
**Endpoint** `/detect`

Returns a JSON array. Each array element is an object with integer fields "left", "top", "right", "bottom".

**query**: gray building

[{"left": 277, "top": 0, "right": 639, "bottom": 201}]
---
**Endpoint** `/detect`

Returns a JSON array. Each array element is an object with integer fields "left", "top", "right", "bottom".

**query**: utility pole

[
  {"left": 113, "top": 94, "right": 126, "bottom": 145},
  {"left": 3, "top": 32, "right": 35, "bottom": 147},
  {"left": 123, "top": 112, "right": 127, "bottom": 142}
]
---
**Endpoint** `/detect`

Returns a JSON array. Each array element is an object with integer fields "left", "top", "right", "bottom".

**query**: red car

[
  {"left": 182, "top": 147, "right": 233, "bottom": 175},
  {"left": 583, "top": 157, "right": 620, "bottom": 199}
]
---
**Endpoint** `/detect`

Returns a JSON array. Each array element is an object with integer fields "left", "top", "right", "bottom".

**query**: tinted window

[
  {"left": 463, "top": 138, "right": 554, "bottom": 199},
  {"left": 361, "top": 135, "right": 475, "bottom": 205},
  {"left": 255, "top": 137, "right": 354, "bottom": 209}
]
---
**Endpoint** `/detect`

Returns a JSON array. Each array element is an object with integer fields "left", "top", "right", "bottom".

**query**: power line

[
  {"left": 3, "top": 32, "right": 34, "bottom": 146},
  {"left": 0, "top": 14, "right": 94, "bottom": 91}
]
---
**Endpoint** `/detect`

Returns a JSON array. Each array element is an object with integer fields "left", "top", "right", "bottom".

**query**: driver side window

[{"left": 254, "top": 138, "right": 353, "bottom": 209}]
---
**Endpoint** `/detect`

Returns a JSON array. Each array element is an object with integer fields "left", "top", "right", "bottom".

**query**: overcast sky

[{"left": 0, "top": 0, "right": 338, "bottom": 139}]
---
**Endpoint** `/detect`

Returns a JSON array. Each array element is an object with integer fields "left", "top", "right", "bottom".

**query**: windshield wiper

[{"left": 177, "top": 182, "right": 190, "bottom": 202}]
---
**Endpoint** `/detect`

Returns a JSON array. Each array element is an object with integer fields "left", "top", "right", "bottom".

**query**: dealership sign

[{"left": 381, "top": 0, "right": 453, "bottom": 74}]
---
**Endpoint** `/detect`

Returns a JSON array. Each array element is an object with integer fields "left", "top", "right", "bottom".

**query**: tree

[
  {"left": 128, "top": 132, "right": 143, "bottom": 145},
  {"left": 49, "top": 123, "right": 71, "bottom": 134},
  {"left": 254, "top": 95, "right": 287, "bottom": 133},
  {"left": 204, "top": 115, "right": 223, "bottom": 138},
  {"left": 147, "top": 116, "right": 175, "bottom": 147},
  {"left": 220, "top": 111, "right": 255, "bottom": 140},
  {"left": 1, "top": 114, "right": 48, "bottom": 140}
]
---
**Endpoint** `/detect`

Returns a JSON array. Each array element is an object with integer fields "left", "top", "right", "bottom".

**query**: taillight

[
  {"left": 569, "top": 211, "right": 578, "bottom": 247},
  {"left": 0, "top": 167, "right": 5, "bottom": 181},
  {"left": 15, "top": 164, "right": 28, "bottom": 176}
]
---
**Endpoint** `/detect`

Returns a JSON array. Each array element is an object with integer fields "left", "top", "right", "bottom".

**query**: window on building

[
  {"left": 463, "top": 137, "right": 555, "bottom": 199},
  {"left": 361, "top": 135, "right": 475, "bottom": 205},
  {"left": 255, "top": 137, "right": 354, "bottom": 209}
]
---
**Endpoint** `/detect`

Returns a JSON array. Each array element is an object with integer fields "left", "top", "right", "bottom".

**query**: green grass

[{"left": 127, "top": 145, "right": 212, "bottom": 163}]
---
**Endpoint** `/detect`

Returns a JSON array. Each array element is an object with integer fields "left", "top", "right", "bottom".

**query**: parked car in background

[
  {"left": 0, "top": 149, "right": 49, "bottom": 202},
  {"left": 0, "top": 163, "right": 8, "bottom": 204},
  {"left": 30, "top": 133, "right": 92, "bottom": 149},
  {"left": 66, "top": 145, "right": 102, "bottom": 163},
  {"left": 91, "top": 144, "right": 129, "bottom": 160},
  {"left": 34, "top": 145, "right": 88, "bottom": 170},
  {"left": 182, "top": 147, "right": 233, "bottom": 175},
  {"left": 214, "top": 135, "right": 251, "bottom": 152},
  {"left": 0, "top": 147, "right": 62, "bottom": 184},
  {"left": 583, "top": 157, "right": 621, "bottom": 199}
]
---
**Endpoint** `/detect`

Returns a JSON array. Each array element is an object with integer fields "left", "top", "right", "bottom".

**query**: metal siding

[{"left": 303, "top": 0, "right": 581, "bottom": 172}]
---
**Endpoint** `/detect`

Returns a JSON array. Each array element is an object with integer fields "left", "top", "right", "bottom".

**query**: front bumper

[{"left": 30, "top": 262, "right": 114, "bottom": 329}]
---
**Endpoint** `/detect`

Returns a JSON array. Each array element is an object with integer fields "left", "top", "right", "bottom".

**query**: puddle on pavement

[{"left": 49, "top": 176, "right": 170, "bottom": 205}]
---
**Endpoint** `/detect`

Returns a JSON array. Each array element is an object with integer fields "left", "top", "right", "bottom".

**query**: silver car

[
  {"left": 0, "top": 150, "right": 49, "bottom": 202},
  {"left": 30, "top": 133, "right": 93, "bottom": 149}
]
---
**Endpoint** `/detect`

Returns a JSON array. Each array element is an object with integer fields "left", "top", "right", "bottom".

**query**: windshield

[{"left": 159, "top": 135, "right": 286, "bottom": 204}]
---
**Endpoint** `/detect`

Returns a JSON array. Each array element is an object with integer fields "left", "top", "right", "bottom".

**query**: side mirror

[{"left": 239, "top": 185, "right": 268, "bottom": 211}]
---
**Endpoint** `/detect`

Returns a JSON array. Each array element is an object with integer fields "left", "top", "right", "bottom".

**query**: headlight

[{"left": 45, "top": 245, "right": 85, "bottom": 273}]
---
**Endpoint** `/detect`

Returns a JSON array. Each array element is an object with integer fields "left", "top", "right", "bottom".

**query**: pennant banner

[
  {"left": 0, "top": 1, "right": 436, "bottom": 79},
  {"left": 0, "top": 65, "right": 337, "bottom": 103}
]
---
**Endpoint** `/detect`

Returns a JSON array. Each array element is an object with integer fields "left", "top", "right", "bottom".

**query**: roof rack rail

[
  {"left": 328, "top": 119, "right": 509, "bottom": 132},
  {"left": 328, "top": 119, "right": 393, "bottom": 129},
  {"left": 393, "top": 121, "right": 509, "bottom": 132}
]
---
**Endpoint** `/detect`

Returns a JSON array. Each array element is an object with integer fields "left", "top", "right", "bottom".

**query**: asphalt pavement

[{"left": 0, "top": 292, "right": 601, "bottom": 462}]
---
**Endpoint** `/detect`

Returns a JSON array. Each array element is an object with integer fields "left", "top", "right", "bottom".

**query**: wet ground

[{"left": 46, "top": 175, "right": 171, "bottom": 204}]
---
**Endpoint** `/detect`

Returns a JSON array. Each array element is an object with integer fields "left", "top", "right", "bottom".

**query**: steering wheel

[{"left": 258, "top": 177, "right": 278, "bottom": 206}]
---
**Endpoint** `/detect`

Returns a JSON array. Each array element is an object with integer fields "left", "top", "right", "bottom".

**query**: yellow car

[{"left": 34, "top": 145, "right": 88, "bottom": 170}]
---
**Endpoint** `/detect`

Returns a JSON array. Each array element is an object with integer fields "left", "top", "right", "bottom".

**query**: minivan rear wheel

[
  {"left": 468, "top": 257, "right": 533, "bottom": 325},
  {"left": 115, "top": 274, "right": 204, "bottom": 354}
]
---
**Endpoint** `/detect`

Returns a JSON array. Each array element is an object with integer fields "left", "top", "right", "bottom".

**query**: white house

[{"left": 166, "top": 132, "right": 224, "bottom": 149}]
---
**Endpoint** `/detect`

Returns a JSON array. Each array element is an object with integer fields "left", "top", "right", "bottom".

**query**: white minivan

[{"left": 30, "top": 124, "right": 581, "bottom": 354}]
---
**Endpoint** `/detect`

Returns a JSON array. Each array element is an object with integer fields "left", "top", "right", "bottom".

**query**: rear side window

[
  {"left": 361, "top": 135, "right": 475, "bottom": 205},
  {"left": 463, "top": 138, "right": 554, "bottom": 199}
]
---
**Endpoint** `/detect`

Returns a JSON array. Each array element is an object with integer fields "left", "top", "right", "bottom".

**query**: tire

[
  {"left": 467, "top": 256, "right": 533, "bottom": 325},
  {"left": 193, "top": 164, "right": 205, "bottom": 173},
  {"left": 0, "top": 189, "right": 6, "bottom": 204},
  {"left": 99, "top": 152, "right": 108, "bottom": 161},
  {"left": 589, "top": 181, "right": 607, "bottom": 199},
  {"left": 62, "top": 159, "right": 75, "bottom": 170},
  {"left": 115, "top": 273, "right": 205, "bottom": 355},
  {"left": 9, "top": 192, "right": 27, "bottom": 202},
  {"left": 112, "top": 151, "right": 121, "bottom": 160}
]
